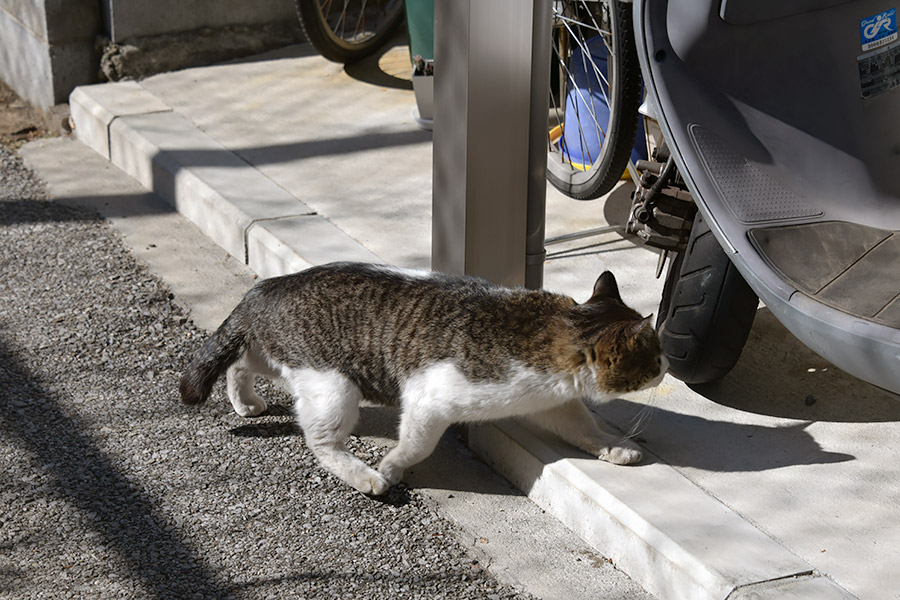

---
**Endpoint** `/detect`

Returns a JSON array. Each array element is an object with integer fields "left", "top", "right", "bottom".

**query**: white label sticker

[{"left": 859, "top": 42, "right": 900, "bottom": 98}]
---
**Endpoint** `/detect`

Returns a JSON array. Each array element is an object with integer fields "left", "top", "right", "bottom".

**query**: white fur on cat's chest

[{"left": 398, "top": 360, "right": 593, "bottom": 422}]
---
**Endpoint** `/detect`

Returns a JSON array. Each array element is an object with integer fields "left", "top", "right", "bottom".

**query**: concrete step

[{"left": 70, "top": 81, "right": 380, "bottom": 278}]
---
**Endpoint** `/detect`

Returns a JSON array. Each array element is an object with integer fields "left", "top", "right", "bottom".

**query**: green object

[{"left": 405, "top": 0, "right": 435, "bottom": 63}]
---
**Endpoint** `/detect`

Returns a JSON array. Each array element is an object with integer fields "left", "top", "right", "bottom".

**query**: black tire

[
  {"left": 295, "top": 0, "right": 406, "bottom": 64},
  {"left": 657, "top": 214, "right": 759, "bottom": 384},
  {"left": 546, "top": 0, "right": 642, "bottom": 200}
]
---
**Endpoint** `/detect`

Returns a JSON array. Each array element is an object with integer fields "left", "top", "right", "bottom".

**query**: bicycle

[
  {"left": 546, "top": 0, "right": 644, "bottom": 200},
  {"left": 294, "top": 0, "right": 406, "bottom": 64},
  {"left": 295, "top": 0, "right": 642, "bottom": 198}
]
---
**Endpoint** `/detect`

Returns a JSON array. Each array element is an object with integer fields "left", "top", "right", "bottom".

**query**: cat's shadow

[
  {"left": 595, "top": 308, "right": 900, "bottom": 472},
  {"left": 229, "top": 404, "right": 300, "bottom": 438},
  {"left": 598, "top": 399, "right": 855, "bottom": 472},
  {"left": 229, "top": 403, "right": 526, "bottom": 498},
  {"left": 227, "top": 398, "right": 853, "bottom": 484}
]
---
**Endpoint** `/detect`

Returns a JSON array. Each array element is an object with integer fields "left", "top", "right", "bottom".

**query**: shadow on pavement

[
  {"left": 602, "top": 398, "right": 856, "bottom": 472},
  {"left": 695, "top": 309, "right": 900, "bottom": 423},
  {"left": 0, "top": 338, "right": 230, "bottom": 599},
  {"left": 343, "top": 37, "right": 415, "bottom": 91}
]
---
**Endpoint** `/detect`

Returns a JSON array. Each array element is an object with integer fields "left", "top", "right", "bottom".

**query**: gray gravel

[{"left": 0, "top": 143, "right": 534, "bottom": 599}]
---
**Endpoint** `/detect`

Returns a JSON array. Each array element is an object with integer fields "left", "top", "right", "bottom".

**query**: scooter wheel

[{"left": 657, "top": 213, "right": 759, "bottom": 384}]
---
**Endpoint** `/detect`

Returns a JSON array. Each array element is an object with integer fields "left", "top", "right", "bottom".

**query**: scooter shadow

[{"left": 693, "top": 308, "right": 900, "bottom": 423}]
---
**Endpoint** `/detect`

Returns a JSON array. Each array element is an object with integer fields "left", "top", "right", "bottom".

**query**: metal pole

[
  {"left": 525, "top": 0, "right": 551, "bottom": 289},
  {"left": 432, "top": 0, "right": 549, "bottom": 289}
]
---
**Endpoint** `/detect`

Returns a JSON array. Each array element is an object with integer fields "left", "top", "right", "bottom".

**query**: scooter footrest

[{"left": 749, "top": 221, "right": 900, "bottom": 327}]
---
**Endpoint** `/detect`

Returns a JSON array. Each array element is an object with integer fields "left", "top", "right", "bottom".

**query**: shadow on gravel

[
  {"left": 0, "top": 199, "right": 101, "bottom": 226},
  {"left": 229, "top": 567, "right": 483, "bottom": 594},
  {"left": 229, "top": 420, "right": 299, "bottom": 439},
  {"left": 0, "top": 339, "right": 231, "bottom": 599}
]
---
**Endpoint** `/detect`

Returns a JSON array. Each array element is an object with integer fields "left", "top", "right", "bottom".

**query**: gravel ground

[{"left": 0, "top": 142, "right": 534, "bottom": 599}]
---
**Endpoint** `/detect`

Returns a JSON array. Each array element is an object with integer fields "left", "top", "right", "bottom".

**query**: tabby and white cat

[{"left": 180, "top": 262, "right": 664, "bottom": 495}]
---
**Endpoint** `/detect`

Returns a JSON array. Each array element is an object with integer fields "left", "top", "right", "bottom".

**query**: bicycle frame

[{"left": 633, "top": 0, "right": 900, "bottom": 394}]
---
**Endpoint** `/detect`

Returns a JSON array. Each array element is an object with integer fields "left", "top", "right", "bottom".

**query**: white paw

[
  {"left": 348, "top": 470, "right": 391, "bottom": 496},
  {"left": 599, "top": 443, "right": 643, "bottom": 465},
  {"left": 367, "top": 475, "right": 391, "bottom": 496},
  {"left": 376, "top": 459, "right": 404, "bottom": 488},
  {"left": 233, "top": 400, "right": 267, "bottom": 417}
]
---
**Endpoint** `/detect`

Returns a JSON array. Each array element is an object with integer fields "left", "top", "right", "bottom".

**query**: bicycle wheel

[
  {"left": 657, "top": 214, "right": 759, "bottom": 384},
  {"left": 295, "top": 0, "right": 406, "bottom": 64},
  {"left": 547, "top": 0, "right": 642, "bottom": 200}
]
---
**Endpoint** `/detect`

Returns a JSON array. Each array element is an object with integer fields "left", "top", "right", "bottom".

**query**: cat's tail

[{"left": 179, "top": 311, "right": 249, "bottom": 405}]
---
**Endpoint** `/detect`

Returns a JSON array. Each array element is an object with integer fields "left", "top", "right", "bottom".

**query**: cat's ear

[
  {"left": 589, "top": 271, "right": 622, "bottom": 303},
  {"left": 626, "top": 315, "right": 654, "bottom": 338}
]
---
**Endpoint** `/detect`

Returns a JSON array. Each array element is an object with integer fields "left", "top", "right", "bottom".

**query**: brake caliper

[{"left": 626, "top": 144, "right": 696, "bottom": 253}]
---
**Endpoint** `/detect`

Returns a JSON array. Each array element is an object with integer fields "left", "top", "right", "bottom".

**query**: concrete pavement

[{"left": 24, "top": 40, "right": 900, "bottom": 599}]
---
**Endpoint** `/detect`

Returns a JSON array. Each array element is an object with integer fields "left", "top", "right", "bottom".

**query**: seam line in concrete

[
  {"left": 242, "top": 213, "right": 320, "bottom": 264},
  {"left": 225, "top": 148, "right": 309, "bottom": 200},
  {"left": 105, "top": 109, "right": 174, "bottom": 158},
  {"left": 724, "top": 571, "right": 817, "bottom": 599}
]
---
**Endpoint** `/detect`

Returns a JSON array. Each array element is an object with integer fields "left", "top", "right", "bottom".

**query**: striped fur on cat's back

[{"left": 180, "top": 262, "right": 664, "bottom": 495}]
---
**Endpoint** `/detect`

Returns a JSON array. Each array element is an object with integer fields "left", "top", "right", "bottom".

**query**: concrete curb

[
  {"left": 68, "top": 81, "right": 858, "bottom": 600},
  {"left": 70, "top": 81, "right": 380, "bottom": 279},
  {"left": 468, "top": 420, "right": 856, "bottom": 600}
]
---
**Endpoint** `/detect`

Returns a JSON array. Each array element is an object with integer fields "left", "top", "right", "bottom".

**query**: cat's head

[{"left": 568, "top": 271, "right": 665, "bottom": 394}]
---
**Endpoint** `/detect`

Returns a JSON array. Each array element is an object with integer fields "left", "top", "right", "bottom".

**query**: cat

[{"left": 180, "top": 262, "right": 664, "bottom": 495}]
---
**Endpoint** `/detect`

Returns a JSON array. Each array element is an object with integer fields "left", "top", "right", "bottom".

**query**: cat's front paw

[
  {"left": 599, "top": 443, "right": 643, "bottom": 465},
  {"left": 342, "top": 465, "right": 391, "bottom": 496},
  {"left": 367, "top": 475, "right": 391, "bottom": 496}
]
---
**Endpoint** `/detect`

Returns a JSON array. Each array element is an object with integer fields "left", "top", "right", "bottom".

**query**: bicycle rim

[
  {"left": 547, "top": 0, "right": 641, "bottom": 200},
  {"left": 296, "top": 0, "right": 406, "bottom": 63}
]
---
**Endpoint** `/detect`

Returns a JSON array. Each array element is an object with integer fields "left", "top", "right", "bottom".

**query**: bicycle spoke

[
  {"left": 557, "top": 20, "right": 609, "bottom": 144},
  {"left": 353, "top": 0, "right": 368, "bottom": 40}
]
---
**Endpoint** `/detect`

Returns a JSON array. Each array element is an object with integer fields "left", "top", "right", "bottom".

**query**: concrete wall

[
  {"left": 0, "top": 0, "right": 100, "bottom": 107},
  {"left": 0, "top": 0, "right": 297, "bottom": 108},
  {"left": 105, "top": 0, "right": 296, "bottom": 41}
]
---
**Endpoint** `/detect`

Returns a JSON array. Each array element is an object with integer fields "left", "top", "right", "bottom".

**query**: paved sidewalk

[{"left": 26, "top": 41, "right": 900, "bottom": 599}]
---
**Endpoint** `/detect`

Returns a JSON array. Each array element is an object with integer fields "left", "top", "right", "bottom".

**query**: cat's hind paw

[
  {"left": 599, "top": 443, "right": 643, "bottom": 465},
  {"left": 347, "top": 469, "right": 392, "bottom": 496},
  {"left": 233, "top": 401, "right": 268, "bottom": 418},
  {"left": 229, "top": 392, "right": 268, "bottom": 417}
]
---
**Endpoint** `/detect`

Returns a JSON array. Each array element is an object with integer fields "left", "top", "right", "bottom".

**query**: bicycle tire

[
  {"left": 657, "top": 214, "right": 759, "bottom": 384},
  {"left": 295, "top": 0, "right": 406, "bottom": 64},
  {"left": 547, "top": 0, "right": 642, "bottom": 200}
]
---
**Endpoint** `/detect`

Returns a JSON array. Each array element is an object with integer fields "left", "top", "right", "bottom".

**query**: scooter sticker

[
  {"left": 858, "top": 42, "right": 900, "bottom": 97},
  {"left": 861, "top": 9, "right": 897, "bottom": 51}
]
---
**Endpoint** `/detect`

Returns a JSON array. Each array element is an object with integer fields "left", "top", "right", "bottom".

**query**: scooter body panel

[{"left": 635, "top": 0, "right": 900, "bottom": 393}]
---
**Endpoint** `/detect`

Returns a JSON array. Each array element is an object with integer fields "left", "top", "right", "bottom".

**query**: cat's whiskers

[{"left": 619, "top": 387, "right": 658, "bottom": 443}]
